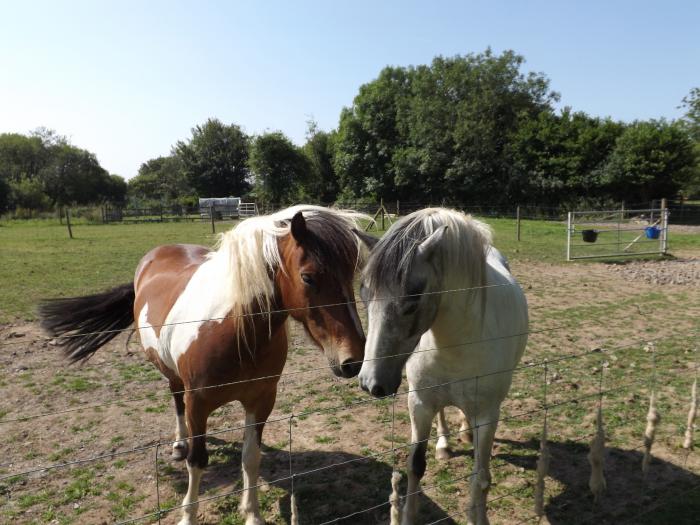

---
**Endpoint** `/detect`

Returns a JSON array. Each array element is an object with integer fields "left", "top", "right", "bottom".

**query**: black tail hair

[{"left": 38, "top": 283, "right": 135, "bottom": 363}]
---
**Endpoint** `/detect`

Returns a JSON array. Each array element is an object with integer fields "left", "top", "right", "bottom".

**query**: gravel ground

[{"left": 607, "top": 257, "right": 700, "bottom": 286}]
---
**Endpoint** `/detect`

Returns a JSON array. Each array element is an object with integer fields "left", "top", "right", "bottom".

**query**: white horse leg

[
  {"left": 173, "top": 412, "right": 188, "bottom": 458},
  {"left": 239, "top": 391, "right": 274, "bottom": 525},
  {"left": 169, "top": 379, "right": 188, "bottom": 461},
  {"left": 177, "top": 462, "right": 204, "bottom": 525},
  {"left": 467, "top": 410, "right": 498, "bottom": 525},
  {"left": 177, "top": 393, "right": 208, "bottom": 525},
  {"left": 402, "top": 391, "right": 436, "bottom": 525},
  {"left": 435, "top": 408, "right": 451, "bottom": 460},
  {"left": 239, "top": 412, "right": 265, "bottom": 525}
]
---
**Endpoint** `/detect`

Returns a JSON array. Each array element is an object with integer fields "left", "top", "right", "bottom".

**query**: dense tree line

[
  {"left": 2, "top": 50, "right": 698, "bottom": 215},
  {"left": 129, "top": 51, "right": 697, "bottom": 208},
  {"left": 0, "top": 129, "right": 126, "bottom": 213}
]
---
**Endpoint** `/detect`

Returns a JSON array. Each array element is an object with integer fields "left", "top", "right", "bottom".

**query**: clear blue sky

[{"left": 1, "top": 1, "right": 698, "bottom": 179}]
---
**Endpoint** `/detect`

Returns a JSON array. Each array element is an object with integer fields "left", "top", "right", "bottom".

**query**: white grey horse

[{"left": 358, "top": 208, "right": 528, "bottom": 525}]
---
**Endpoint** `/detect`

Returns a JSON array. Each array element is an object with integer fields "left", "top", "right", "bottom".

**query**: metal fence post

[
  {"left": 566, "top": 212, "right": 572, "bottom": 261},
  {"left": 661, "top": 198, "right": 669, "bottom": 255},
  {"left": 210, "top": 203, "right": 216, "bottom": 234}
]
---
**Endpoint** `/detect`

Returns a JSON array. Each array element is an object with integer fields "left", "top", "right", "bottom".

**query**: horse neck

[{"left": 430, "top": 258, "right": 488, "bottom": 343}]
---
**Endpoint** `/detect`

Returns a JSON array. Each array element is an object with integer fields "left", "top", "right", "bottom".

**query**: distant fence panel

[{"left": 566, "top": 207, "right": 669, "bottom": 261}]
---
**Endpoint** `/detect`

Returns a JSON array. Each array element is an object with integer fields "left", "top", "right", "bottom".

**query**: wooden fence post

[
  {"left": 380, "top": 198, "right": 385, "bottom": 231},
  {"left": 210, "top": 203, "right": 216, "bottom": 234},
  {"left": 516, "top": 205, "right": 521, "bottom": 242},
  {"left": 65, "top": 208, "right": 73, "bottom": 239}
]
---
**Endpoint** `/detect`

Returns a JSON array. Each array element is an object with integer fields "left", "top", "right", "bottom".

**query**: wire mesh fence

[{"left": 1, "top": 280, "right": 698, "bottom": 524}]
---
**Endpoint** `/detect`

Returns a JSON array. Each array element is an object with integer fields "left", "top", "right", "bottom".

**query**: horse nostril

[
  {"left": 370, "top": 384, "right": 385, "bottom": 398},
  {"left": 340, "top": 358, "right": 362, "bottom": 378}
]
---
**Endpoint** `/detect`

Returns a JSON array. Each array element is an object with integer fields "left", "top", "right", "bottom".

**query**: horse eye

[
  {"left": 301, "top": 273, "right": 316, "bottom": 287},
  {"left": 402, "top": 302, "right": 419, "bottom": 316}
]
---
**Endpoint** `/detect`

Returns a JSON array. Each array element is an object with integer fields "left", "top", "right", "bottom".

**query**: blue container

[{"left": 645, "top": 226, "right": 660, "bottom": 239}]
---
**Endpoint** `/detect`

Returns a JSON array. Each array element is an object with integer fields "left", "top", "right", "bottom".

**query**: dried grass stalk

[
  {"left": 389, "top": 470, "right": 402, "bottom": 525},
  {"left": 683, "top": 378, "right": 698, "bottom": 450},
  {"left": 534, "top": 419, "right": 550, "bottom": 519},
  {"left": 642, "top": 391, "right": 661, "bottom": 475},
  {"left": 588, "top": 406, "right": 606, "bottom": 501},
  {"left": 290, "top": 491, "right": 299, "bottom": 525}
]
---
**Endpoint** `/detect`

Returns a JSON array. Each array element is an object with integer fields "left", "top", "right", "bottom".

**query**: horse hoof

[
  {"left": 435, "top": 446, "right": 452, "bottom": 461},
  {"left": 171, "top": 443, "right": 188, "bottom": 461}
]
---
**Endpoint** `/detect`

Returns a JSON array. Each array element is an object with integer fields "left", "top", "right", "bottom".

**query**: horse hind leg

[
  {"left": 435, "top": 408, "right": 452, "bottom": 461},
  {"left": 239, "top": 389, "right": 276, "bottom": 525},
  {"left": 170, "top": 378, "right": 189, "bottom": 461},
  {"left": 459, "top": 408, "right": 473, "bottom": 444},
  {"left": 177, "top": 393, "right": 210, "bottom": 525}
]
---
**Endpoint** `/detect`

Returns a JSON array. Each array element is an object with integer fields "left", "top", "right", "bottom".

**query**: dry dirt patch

[{"left": 1, "top": 259, "right": 699, "bottom": 524}]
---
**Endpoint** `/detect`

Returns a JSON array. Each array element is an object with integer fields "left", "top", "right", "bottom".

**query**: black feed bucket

[{"left": 581, "top": 229, "right": 598, "bottom": 243}]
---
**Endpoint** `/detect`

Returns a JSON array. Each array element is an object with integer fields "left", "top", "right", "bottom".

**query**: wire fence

[{"left": 1, "top": 283, "right": 698, "bottom": 524}]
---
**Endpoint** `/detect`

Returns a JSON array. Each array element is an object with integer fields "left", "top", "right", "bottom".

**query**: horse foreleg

[
  {"left": 467, "top": 410, "right": 498, "bottom": 525},
  {"left": 435, "top": 408, "right": 451, "bottom": 460},
  {"left": 177, "top": 394, "right": 209, "bottom": 525},
  {"left": 170, "top": 378, "right": 188, "bottom": 461},
  {"left": 402, "top": 391, "right": 435, "bottom": 525},
  {"left": 239, "top": 390, "right": 276, "bottom": 525}
]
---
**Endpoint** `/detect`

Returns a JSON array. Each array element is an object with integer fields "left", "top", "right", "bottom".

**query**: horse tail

[{"left": 38, "top": 283, "right": 135, "bottom": 364}]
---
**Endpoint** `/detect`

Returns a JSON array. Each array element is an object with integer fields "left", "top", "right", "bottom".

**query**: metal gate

[{"left": 566, "top": 207, "right": 669, "bottom": 261}]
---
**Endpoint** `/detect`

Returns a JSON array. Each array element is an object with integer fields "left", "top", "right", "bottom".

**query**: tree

[
  {"left": 679, "top": 88, "right": 700, "bottom": 197},
  {"left": 599, "top": 120, "right": 696, "bottom": 202},
  {"left": 174, "top": 118, "right": 250, "bottom": 197},
  {"left": 128, "top": 155, "right": 192, "bottom": 206},
  {"left": 249, "top": 131, "right": 310, "bottom": 204},
  {"left": 334, "top": 49, "right": 559, "bottom": 203},
  {"left": 301, "top": 120, "right": 339, "bottom": 202},
  {"left": 508, "top": 109, "right": 625, "bottom": 205},
  {"left": 39, "top": 144, "right": 125, "bottom": 206}
]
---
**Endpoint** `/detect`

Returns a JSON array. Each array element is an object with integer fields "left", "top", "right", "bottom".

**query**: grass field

[{"left": 1, "top": 215, "right": 699, "bottom": 524}]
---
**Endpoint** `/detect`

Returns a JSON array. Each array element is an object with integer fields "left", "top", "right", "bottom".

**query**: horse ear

[
  {"left": 416, "top": 225, "right": 447, "bottom": 261},
  {"left": 353, "top": 228, "right": 379, "bottom": 250},
  {"left": 290, "top": 212, "right": 307, "bottom": 243}
]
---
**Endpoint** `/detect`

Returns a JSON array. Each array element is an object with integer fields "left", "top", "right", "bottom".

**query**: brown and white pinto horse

[{"left": 39, "top": 205, "right": 370, "bottom": 525}]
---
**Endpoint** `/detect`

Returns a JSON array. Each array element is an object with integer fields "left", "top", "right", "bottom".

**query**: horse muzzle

[{"left": 358, "top": 367, "right": 402, "bottom": 398}]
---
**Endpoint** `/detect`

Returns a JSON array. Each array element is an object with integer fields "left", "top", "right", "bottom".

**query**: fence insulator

[
  {"left": 642, "top": 391, "right": 661, "bottom": 475},
  {"left": 389, "top": 470, "right": 402, "bottom": 525},
  {"left": 534, "top": 419, "right": 550, "bottom": 519},
  {"left": 588, "top": 406, "right": 606, "bottom": 502},
  {"left": 683, "top": 378, "right": 697, "bottom": 451}
]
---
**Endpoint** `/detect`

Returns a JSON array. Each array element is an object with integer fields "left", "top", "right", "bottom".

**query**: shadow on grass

[
  {"left": 161, "top": 436, "right": 453, "bottom": 524},
  {"left": 497, "top": 437, "right": 700, "bottom": 525}
]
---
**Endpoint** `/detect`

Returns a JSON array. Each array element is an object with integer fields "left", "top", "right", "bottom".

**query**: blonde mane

[{"left": 213, "top": 205, "right": 369, "bottom": 330}]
